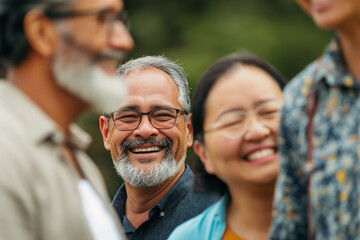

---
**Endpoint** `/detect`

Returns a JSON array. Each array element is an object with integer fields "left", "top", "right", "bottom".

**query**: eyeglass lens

[
  {"left": 45, "top": 7, "right": 128, "bottom": 30},
  {"left": 213, "top": 100, "right": 281, "bottom": 139},
  {"left": 112, "top": 108, "right": 179, "bottom": 131}
]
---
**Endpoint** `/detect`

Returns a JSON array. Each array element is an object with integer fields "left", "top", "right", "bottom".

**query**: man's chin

[
  {"left": 114, "top": 156, "right": 180, "bottom": 188},
  {"left": 136, "top": 158, "right": 158, "bottom": 164},
  {"left": 98, "top": 59, "right": 119, "bottom": 76}
]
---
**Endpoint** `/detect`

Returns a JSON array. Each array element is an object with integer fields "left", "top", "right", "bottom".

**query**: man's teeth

[
  {"left": 132, "top": 146, "right": 162, "bottom": 153},
  {"left": 247, "top": 149, "right": 275, "bottom": 161}
]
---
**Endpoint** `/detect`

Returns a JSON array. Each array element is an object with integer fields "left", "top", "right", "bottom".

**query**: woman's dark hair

[{"left": 192, "top": 51, "right": 286, "bottom": 196}]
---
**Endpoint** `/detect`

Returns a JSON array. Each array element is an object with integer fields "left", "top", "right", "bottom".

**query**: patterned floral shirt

[{"left": 270, "top": 36, "right": 360, "bottom": 240}]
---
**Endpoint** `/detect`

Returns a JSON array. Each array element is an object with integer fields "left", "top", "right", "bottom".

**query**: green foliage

[{"left": 78, "top": 0, "right": 332, "bottom": 198}]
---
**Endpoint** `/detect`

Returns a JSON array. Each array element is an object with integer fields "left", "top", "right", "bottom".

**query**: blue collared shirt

[
  {"left": 168, "top": 194, "right": 229, "bottom": 240},
  {"left": 270, "top": 36, "right": 360, "bottom": 239},
  {"left": 112, "top": 165, "right": 220, "bottom": 240}
]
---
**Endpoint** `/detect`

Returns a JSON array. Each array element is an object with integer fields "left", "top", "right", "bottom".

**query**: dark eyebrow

[
  {"left": 116, "top": 105, "right": 177, "bottom": 112},
  {"left": 152, "top": 105, "right": 176, "bottom": 110},
  {"left": 117, "top": 105, "right": 139, "bottom": 111},
  {"left": 44, "top": 7, "right": 114, "bottom": 19}
]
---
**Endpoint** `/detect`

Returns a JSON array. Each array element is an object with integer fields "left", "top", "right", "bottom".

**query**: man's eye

[
  {"left": 154, "top": 112, "right": 173, "bottom": 117},
  {"left": 97, "top": 10, "right": 111, "bottom": 23},
  {"left": 115, "top": 115, "right": 138, "bottom": 123},
  {"left": 152, "top": 111, "right": 176, "bottom": 121},
  {"left": 153, "top": 114, "right": 174, "bottom": 120},
  {"left": 117, "top": 11, "right": 128, "bottom": 25}
]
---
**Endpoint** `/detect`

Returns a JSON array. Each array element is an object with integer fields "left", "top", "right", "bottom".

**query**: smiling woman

[{"left": 168, "top": 52, "right": 286, "bottom": 240}]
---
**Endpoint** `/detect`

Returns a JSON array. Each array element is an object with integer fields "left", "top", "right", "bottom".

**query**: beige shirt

[{"left": 0, "top": 81, "right": 124, "bottom": 240}]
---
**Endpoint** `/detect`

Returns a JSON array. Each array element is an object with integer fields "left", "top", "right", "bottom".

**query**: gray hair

[{"left": 117, "top": 56, "right": 191, "bottom": 113}]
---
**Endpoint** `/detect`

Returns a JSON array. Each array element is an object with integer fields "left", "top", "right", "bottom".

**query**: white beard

[
  {"left": 114, "top": 153, "right": 186, "bottom": 188},
  {"left": 52, "top": 33, "right": 127, "bottom": 113}
]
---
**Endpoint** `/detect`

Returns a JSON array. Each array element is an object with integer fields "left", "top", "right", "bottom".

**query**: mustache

[
  {"left": 121, "top": 138, "right": 173, "bottom": 155},
  {"left": 59, "top": 33, "right": 127, "bottom": 65},
  {"left": 93, "top": 49, "right": 127, "bottom": 64}
]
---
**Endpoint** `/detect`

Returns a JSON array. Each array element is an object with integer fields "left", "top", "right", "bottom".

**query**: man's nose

[
  {"left": 133, "top": 115, "right": 159, "bottom": 139},
  {"left": 108, "top": 22, "right": 134, "bottom": 52}
]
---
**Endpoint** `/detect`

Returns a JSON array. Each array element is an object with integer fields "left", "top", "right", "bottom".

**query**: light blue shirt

[{"left": 168, "top": 195, "right": 228, "bottom": 240}]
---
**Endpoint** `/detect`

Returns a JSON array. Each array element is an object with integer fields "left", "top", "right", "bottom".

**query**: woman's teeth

[
  {"left": 131, "top": 146, "right": 162, "bottom": 153},
  {"left": 247, "top": 148, "right": 275, "bottom": 161}
]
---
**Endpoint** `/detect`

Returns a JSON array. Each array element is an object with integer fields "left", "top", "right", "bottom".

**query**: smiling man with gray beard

[
  {"left": 115, "top": 138, "right": 184, "bottom": 187},
  {"left": 100, "top": 56, "right": 220, "bottom": 240}
]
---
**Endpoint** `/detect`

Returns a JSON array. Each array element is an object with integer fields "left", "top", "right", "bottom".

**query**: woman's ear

[
  {"left": 186, "top": 113, "right": 194, "bottom": 148},
  {"left": 23, "top": 9, "right": 58, "bottom": 57},
  {"left": 99, "top": 116, "right": 111, "bottom": 151},
  {"left": 193, "top": 140, "right": 215, "bottom": 174}
]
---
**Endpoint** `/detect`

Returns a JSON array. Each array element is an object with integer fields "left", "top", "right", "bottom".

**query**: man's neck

[
  {"left": 124, "top": 165, "right": 185, "bottom": 229},
  {"left": 338, "top": 23, "right": 360, "bottom": 81}
]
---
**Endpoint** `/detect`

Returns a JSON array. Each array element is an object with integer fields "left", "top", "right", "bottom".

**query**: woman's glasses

[{"left": 201, "top": 99, "right": 282, "bottom": 140}]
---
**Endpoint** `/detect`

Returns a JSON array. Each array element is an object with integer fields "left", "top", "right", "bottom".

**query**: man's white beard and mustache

[
  {"left": 114, "top": 138, "right": 186, "bottom": 188},
  {"left": 52, "top": 32, "right": 128, "bottom": 113}
]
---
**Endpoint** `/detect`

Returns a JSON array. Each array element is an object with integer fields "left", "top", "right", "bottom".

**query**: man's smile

[{"left": 130, "top": 146, "right": 164, "bottom": 153}]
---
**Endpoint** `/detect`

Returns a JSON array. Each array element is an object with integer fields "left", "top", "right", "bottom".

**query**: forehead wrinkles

[
  {"left": 74, "top": 0, "right": 122, "bottom": 10},
  {"left": 124, "top": 70, "right": 181, "bottom": 108}
]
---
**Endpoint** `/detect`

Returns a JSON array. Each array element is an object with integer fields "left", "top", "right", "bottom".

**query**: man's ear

[
  {"left": 23, "top": 9, "right": 58, "bottom": 57},
  {"left": 193, "top": 140, "right": 215, "bottom": 174},
  {"left": 99, "top": 116, "right": 111, "bottom": 151},
  {"left": 186, "top": 113, "right": 194, "bottom": 148}
]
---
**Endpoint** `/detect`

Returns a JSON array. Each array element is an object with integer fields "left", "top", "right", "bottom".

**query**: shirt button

[{"left": 159, "top": 212, "right": 165, "bottom": 217}]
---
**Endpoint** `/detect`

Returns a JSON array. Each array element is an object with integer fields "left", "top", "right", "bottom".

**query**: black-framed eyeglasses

[
  {"left": 198, "top": 99, "right": 282, "bottom": 140},
  {"left": 44, "top": 7, "right": 129, "bottom": 33},
  {"left": 106, "top": 107, "right": 189, "bottom": 131}
]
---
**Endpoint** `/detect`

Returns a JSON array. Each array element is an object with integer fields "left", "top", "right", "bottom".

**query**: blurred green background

[{"left": 77, "top": 0, "right": 332, "bottom": 198}]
